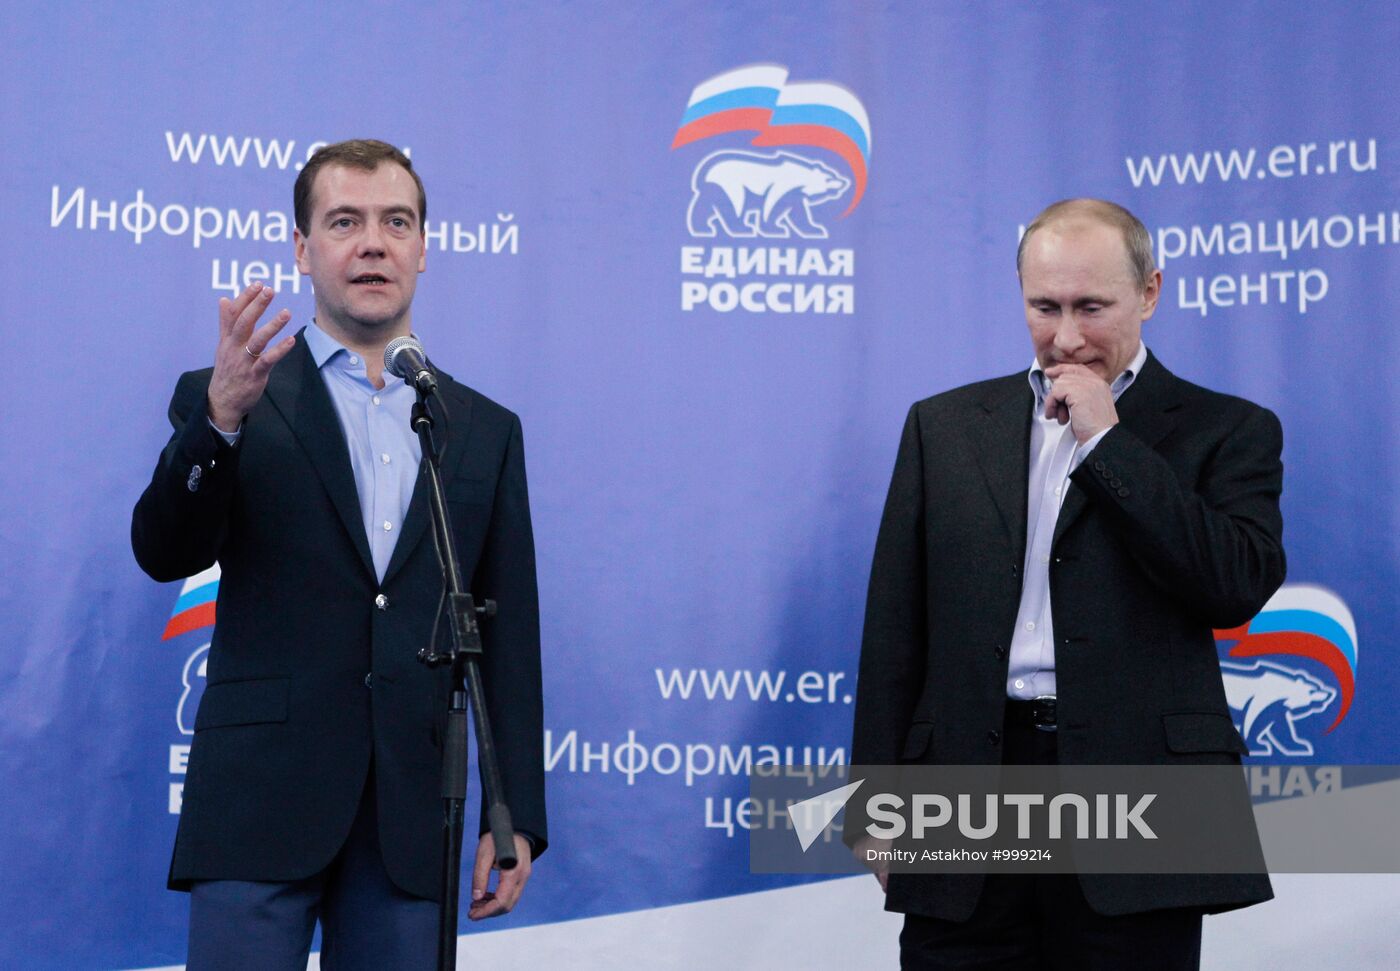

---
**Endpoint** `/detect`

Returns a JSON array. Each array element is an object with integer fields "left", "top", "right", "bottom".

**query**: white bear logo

[
  {"left": 687, "top": 150, "right": 850, "bottom": 239},
  {"left": 1220, "top": 659, "right": 1337, "bottom": 756}
]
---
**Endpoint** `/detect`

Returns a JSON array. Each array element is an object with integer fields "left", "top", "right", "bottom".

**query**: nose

[
  {"left": 358, "top": 222, "right": 387, "bottom": 257},
  {"left": 1052, "top": 316, "right": 1085, "bottom": 358}
]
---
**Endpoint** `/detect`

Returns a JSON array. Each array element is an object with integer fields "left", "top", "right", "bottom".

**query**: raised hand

[{"left": 207, "top": 282, "right": 296, "bottom": 432}]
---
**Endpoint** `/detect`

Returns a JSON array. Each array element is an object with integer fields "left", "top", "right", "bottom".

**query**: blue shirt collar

[{"left": 303, "top": 320, "right": 351, "bottom": 370}]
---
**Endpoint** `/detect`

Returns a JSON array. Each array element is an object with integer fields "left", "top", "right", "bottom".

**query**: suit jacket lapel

[
  {"left": 1052, "top": 352, "right": 1184, "bottom": 546},
  {"left": 971, "top": 376, "right": 1033, "bottom": 566},
  {"left": 381, "top": 374, "right": 477, "bottom": 586},
  {"left": 263, "top": 335, "right": 377, "bottom": 579}
]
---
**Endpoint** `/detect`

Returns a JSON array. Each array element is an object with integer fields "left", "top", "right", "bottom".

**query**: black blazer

[
  {"left": 132, "top": 335, "right": 546, "bottom": 900},
  {"left": 851, "top": 353, "right": 1282, "bottom": 919}
]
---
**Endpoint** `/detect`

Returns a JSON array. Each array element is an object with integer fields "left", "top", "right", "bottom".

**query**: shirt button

[
  {"left": 380, "top": 453, "right": 391, "bottom": 465},
  {"left": 375, "top": 594, "right": 389, "bottom": 610},
  {"left": 1054, "top": 485, "right": 1062, "bottom": 496},
  {"left": 373, "top": 395, "right": 381, "bottom": 406},
  {"left": 1014, "top": 679, "right": 1025, "bottom": 689},
  {"left": 1025, "top": 621, "right": 1036, "bottom": 631},
  {"left": 383, "top": 520, "right": 393, "bottom": 531},
  {"left": 1039, "top": 554, "right": 1050, "bottom": 564}
]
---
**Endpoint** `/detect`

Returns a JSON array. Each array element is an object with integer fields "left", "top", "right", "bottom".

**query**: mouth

[{"left": 351, "top": 274, "right": 391, "bottom": 288}]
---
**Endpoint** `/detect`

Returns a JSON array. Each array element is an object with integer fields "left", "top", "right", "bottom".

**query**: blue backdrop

[{"left": 2, "top": 2, "right": 1396, "bottom": 967}]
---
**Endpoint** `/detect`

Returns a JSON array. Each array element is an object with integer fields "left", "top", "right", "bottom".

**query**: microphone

[{"left": 383, "top": 335, "right": 437, "bottom": 394}]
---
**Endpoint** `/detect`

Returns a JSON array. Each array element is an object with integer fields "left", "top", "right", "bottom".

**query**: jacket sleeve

[
  {"left": 131, "top": 370, "right": 242, "bottom": 583},
  {"left": 850, "top": 403, "right": 929, "bottom": 769},
  {"left": 1068, "top": 405, "right": 1286, "bottom": 628},
  {"left": 472, "top": 413, "right": 548, "bottom": 858}
]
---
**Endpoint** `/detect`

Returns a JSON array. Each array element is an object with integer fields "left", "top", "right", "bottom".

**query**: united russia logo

[
  {"left": 1214, "top": 583, "right": 1357, "bottom": 757},
  {"left": 672, "top": 64, "right": 870, "bottom": 315}
]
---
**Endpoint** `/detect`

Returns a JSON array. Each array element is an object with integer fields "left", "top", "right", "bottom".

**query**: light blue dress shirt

[
  {"left": 1005, "top": 341, "right": 1148, "bottom": 700},
  {"left": 301, "top": 322, "right": 422, "bottom": 583}
]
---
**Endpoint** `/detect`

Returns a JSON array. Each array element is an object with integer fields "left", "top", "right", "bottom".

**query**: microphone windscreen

[{"left": 383, "top": 335, "right": 425, "bottom": 379}]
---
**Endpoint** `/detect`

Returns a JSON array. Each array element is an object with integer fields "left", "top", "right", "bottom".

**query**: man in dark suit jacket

[
  {"left": 133, "top": 140, "right": 545, "bottom": 970},
  {"left": 851, "top": 199, "right": 1283, "bottom": 969}
]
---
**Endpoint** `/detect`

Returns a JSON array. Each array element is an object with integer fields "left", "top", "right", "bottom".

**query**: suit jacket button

[
  {"left": 987, "top": 730, "right": 1001, "bottom": 745},
  {"left": 375, "top": 594, "right": 389, "bottom": 610},
  {"left": 186, "top": 465, "right": 203, "bottom": 492},
  {"left": 994, "top": 645, "right": 1006, "bottom": 659},
  {"left": 1110, "top": 478, "right": 1123, "bottom": 488},
  {"left": 365, "top": 672, "right": 374, "bottom": 688},
  {"left": 1093, "top": 459, "right": 1105, "bottom": 472},
  {"left": 1117, "top": 487, "right": 1130, "bottom": 497}
]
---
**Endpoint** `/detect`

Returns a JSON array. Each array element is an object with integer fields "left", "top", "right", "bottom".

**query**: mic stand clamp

[{"left": 416, "top": 595, "right": 496, "bottom": 668}]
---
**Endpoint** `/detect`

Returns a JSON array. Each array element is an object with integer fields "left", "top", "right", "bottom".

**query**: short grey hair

[{"left": 1016, "top": 198, "right": 1156, "bottom": 291}]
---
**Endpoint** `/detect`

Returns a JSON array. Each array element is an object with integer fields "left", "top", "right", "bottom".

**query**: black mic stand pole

[{"left": 409, "top": 392, "right": 518, "bottom": 971}]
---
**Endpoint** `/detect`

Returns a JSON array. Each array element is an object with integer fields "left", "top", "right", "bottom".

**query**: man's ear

[{"left": 1140, "top": 268, "right": 1163, "bottom": 321}]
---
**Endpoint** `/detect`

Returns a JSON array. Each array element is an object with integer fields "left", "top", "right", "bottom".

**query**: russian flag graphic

[
  {"left": 162, "top": 563, "right": 220, "bottom": 640},
  {"left": 1216, "top": 584, "right": 1358, "bottom": 732},
  {"left": 673, "top": 65, "right": 873, "bottom": 215},
  {"left": 672, "top": 64, "right": 788, "bottom": 148}
]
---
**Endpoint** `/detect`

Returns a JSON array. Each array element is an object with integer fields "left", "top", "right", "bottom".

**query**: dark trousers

[
  {"left": 899, "top": 713, "right": 1202, "bottom": 971},
  {"left": 186, "top": 766, "right": 439, "bottom": 971}
]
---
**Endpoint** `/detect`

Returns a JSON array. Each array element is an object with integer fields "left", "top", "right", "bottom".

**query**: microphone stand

[{"left": 409, "top": 390, "right": 518, "bottom": 971}]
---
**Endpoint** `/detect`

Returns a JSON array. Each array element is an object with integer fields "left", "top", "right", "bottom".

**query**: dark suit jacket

[
  {"left": 132, "top": 336, "right": 546, "bottom": 900},
  {"left": 851, "top": 353, "right": 1282, "bottom": 919}
]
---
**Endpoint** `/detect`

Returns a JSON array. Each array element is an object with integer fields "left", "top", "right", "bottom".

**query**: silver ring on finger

[{"left": 244, "top": 345, "right": 261, "bottom": 360}]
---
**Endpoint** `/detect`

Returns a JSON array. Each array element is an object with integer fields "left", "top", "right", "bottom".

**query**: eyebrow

[
  {"left": 1027, "top": 295, "right": 1117, "bottom": 308},
  {"left": 322, "top": 204, "right": 418, "bottom": 224}
]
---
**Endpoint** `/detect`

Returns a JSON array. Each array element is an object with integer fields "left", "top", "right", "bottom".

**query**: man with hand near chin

[
  {"left": 851, "top": 199, "right": 1282, "bottom": 969},
  {"left": 133, "top": 139, "right": 546, "bottom": 970}
]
